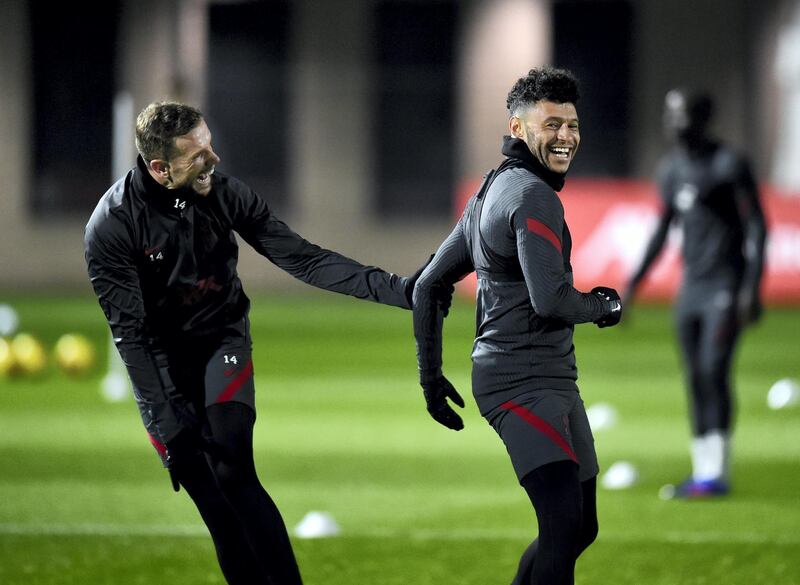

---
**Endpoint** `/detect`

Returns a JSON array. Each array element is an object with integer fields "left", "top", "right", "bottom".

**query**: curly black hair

[{"left": 506, "top": 66, "right": 580, "bottom": 116}]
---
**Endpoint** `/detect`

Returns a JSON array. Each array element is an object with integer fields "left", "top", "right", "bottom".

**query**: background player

[
  {"left": 84, "top": 102, "right": 440, "bottom": 584},
  {"left": 625, "top": 89, "right": 767, "bottom": 498},
  {"left": 412, "top": 67, "right": 622, "bottom": 585}
]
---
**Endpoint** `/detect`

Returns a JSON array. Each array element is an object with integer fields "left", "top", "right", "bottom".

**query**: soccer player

[
  {"left": 84, "top": 102, "right": 442, "bottom": 585},
  {"left": 412, "top": 67, "right": 622, "bottom": 585},
  {"left": 625, "top": 89, "right": 767, "bottom": 498}
]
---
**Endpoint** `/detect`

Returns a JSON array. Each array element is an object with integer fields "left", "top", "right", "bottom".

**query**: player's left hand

[
  {"left": 592, "top": 286, "right": 622, "bottom": 328},
  {"left": 420, "top": 374, "right": 465, "bottom": 431}
]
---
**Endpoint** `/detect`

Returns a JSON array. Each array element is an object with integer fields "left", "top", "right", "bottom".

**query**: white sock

[
  {"left": 692, "top": 430, "right": 730, "bottom": 482},
  {"left": 691, "top": 435, "right": 708, "bottom": 481}
]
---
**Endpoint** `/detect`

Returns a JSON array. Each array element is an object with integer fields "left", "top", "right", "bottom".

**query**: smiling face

[
  {"left": 149, "top": 119, "right": 221, "bottom": 196},
  {"left": 510, "top": 100, "right": 580, "bottom": 174}
]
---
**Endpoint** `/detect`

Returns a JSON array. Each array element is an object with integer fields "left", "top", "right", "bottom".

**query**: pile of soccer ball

[{"left": 0, "top": 304, "right": 96, "bottom": 379}]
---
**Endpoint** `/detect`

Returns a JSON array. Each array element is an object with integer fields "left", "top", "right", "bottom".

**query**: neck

[
  {"left": 680, "top": 134, "right": 712, "bottom": 156},
  {"left": 501, "top": 135, "right": 567, "bottom": 192}
]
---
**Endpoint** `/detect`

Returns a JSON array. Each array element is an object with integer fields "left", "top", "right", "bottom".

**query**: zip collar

[
  {"left": 501, "top": 135, "right": 568, "bottom": 192},
  {"left": 133, "top": 156, "right": 199, "bottom": 215}
]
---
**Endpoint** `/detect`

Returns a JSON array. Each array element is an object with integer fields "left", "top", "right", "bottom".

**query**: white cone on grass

[
  {"left": 101, "top": 372, "right": 131, "bottom": 402},
  {"left": 586, "top": 402, "right": 618, "bottom": 431},
  {"left": 767, "top": 378, "right": 800, "bottom": 410},
  {"left": 601, "top": 461, "right": 638, "bottom": 490},
  {"left": 0, "top": 304, "right": 19, "bottom": 337},
  {"left": 294, "top": 511, "right": 341, "bottom": 539}
]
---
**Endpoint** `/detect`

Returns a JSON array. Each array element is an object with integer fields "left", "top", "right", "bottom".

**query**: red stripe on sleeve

[
  {"left": 147, "top": 432, "right": 167, "bottom": 458},
  {"left": 216, "top": 359, "right": 254, "bottom": 403},
  {"left": 526, "top": 218, "right": 562, "bottom": 253},
  {"left": 500, "top": 400, "right": 578, "bottom": 463}
]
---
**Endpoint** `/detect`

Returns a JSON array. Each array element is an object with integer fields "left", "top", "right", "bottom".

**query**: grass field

[{"left": 0, "top": 291, "right": 798, "bottom": 585}]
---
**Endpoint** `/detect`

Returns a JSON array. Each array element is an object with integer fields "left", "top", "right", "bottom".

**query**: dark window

[
  {"left": 207, "top": 1, "right": 291, "bottom": 213},
  {"left": 373, "top": 1, "right": 458, "bottom": 218},
  {"left": 30, "top": 0, "right": 119, "bottom": 219},
  {"left": 553, "top": 0, "right": 634, "bottom": 176}
]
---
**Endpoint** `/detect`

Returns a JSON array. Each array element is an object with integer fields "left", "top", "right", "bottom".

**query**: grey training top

[
  {"left": 413, "top": 137, "right": 613, "bottom": 414},
  {"left": 629, "top": 140, "right": 767, "bottom": 299}
]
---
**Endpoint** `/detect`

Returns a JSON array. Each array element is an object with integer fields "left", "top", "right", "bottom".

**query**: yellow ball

[
  {"left": 10, "top": 333, "right": 47, "bottom": 376},
  {"left": 0, "top": 337, "right": 18, "bottom": 377},
  {"left": 53, "top": 333, "right": 95, "bottom": 376}
]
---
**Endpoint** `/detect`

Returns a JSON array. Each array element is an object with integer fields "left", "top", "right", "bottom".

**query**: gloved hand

[
  {"left": 591, "top": 286, "right": 622, "bottom": 328},
  {"left": 165, "top": 425, "right": 227, "bottom": 492},
  {"left": 405, "top": 255, "right": 455, "bottom": 316},
  {"left": 736, "top": 290, "right": 763, "bottom": 326},
  {"left": 420, "top": 373, "right": 465, "bottom": 431}
]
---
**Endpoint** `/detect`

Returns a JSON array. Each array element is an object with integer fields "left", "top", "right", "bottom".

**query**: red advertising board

[{"left": 454, "top": 178, "right": 800, "bottom": 303}]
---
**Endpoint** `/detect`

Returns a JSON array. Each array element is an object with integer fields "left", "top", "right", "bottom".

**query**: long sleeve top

[
  {"left": 85, "top": 157, "right": 410, "bottom": 443},
  {"left": 413, "top": 137, "right": 613, "bottom": 414}
]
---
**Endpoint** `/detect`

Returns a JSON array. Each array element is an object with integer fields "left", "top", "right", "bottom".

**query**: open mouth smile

[
  {"left": 196, "top": 167, "right": 215, "bottom": 185},
  {"left": 549, "top": 146, "right": 572, "bottom": 160}
]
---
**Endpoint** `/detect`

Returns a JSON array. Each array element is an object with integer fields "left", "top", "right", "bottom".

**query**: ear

[
  {"left": 509, "top": 116, "right": 525, "bottom": 140},
  {"left": 149, "top": 159, "right": 170, "bottom": 178}
]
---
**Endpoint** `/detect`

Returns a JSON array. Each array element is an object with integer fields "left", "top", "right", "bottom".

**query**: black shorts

[
  {"left": 138, "top": 317, "right": 256, "bottom": 465},
  {"left": 485, "top": 389, "right": 599, "bottom": 484}
]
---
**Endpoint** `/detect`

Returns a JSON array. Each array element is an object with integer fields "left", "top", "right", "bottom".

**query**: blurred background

[
  {"left": 1, "top": 2, "right": 800, "bottom": 583},
  {"left": 1, "top": 0, "right": 799, "bottom": 296}
]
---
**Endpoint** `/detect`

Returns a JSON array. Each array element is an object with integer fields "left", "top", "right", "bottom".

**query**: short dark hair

[
  {"left": 506, "top": 67, "right": 580, "bottom": 116},
  {"left": 135, "top": 102, "right": 204, "bottom": 162}
]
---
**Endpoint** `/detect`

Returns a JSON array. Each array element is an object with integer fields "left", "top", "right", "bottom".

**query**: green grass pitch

[{"left": 0, "top": 291, "right": 798, "bottom": 584}]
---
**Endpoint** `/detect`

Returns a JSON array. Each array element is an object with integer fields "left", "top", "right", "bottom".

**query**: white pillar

[
  {"left": 289, "top": 0, "right": 372, "bottom": 235},
  {"left": 457, "top": 0, "right": 552, "bottom": 180}
]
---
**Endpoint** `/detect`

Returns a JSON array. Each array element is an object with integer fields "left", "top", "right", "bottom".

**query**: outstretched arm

[
  {"left": 234, "top": 186, "right": 412, "bottom": 309},
  {"left": 626, "top": 208, "right": 673, "bottom": 302},
  {"left": 625, "top": 176, "right": 676, "bottom": 303},
  {"left": 412, "top": 220, "right": 473, "bottom": 430},
  {"left": 734, "top": 160, "right": 768, "bottom": 324}
]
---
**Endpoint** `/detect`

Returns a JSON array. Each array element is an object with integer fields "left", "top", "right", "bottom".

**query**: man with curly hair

[{"left": 411, "top": 67, "right": 622, "bottom": 584}]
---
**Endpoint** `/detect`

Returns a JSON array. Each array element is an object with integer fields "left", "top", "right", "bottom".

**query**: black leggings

[
  {"left": 511, "top": 461, "right": 598, "bottom": 585},
  {"left": 675, "top": 304, "right": 740, "bottom": 436},
  {"left": 170, "top": 402, "right": 302, "bottom": 585}
]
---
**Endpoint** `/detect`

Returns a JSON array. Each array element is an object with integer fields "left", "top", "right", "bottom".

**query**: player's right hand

[
  {"left": 406, "top": 254, "right": 455, "bottom": 316},
  {"left": 592, "top": 286, "right": 622, "bottom": 328},
  {"left": 420, "top": 375, "right": 465, "bottom": 431}
]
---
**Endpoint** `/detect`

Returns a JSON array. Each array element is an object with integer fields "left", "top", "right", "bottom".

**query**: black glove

[
  {"left": 165, "top": 426, "right": 228, "bottom": 492},
  {"left": 405, "top": 255, "right": 455, "bottom": 316},
  {"left": 591, "top": 286, "right": 622, "bottom": 328},
  {"left": 736, "top": 290, "right": 763, "bottom": 326},
  {"left": 420, "top": 374, "right": 465, "bottom": 431}
]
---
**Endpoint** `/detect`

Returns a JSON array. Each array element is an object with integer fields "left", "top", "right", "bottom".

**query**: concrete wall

[
  {"left": 0, "top": 1, "right": 88, "bottom": 290},
  {"left": 628, "top": 0, "right": 750, "bottom": 177},
  {"left": 0, "top": 0, "right": 788, "bottom": 292}
]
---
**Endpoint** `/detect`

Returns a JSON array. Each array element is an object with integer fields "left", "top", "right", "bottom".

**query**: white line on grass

[
  {"left": 0, "top": 523, "right": 797, "bottom": 546},
  {"left": 0, "top": 523, "right": 208, "bottom": 537}
]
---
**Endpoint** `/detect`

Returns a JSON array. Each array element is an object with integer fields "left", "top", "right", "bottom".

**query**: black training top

[
  {"left": 85, "top": 156, "right": 410, "bottom": 442},
  {"left": 629, "top": 141, "right": 767, "bottom": 299},
  {"left": 413, "top": 137, "right": 613, "bottom": 414}
]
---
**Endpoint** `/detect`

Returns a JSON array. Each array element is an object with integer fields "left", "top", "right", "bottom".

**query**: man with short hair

[
  {"left": 625, "top": 89, "right": 767, "bottom": 498},
  {"left": 85, "top": 101, "right": 439, "bottom": 584},
  {"left": 412, "top": 67, "right": 621, "bottom": 585}
]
